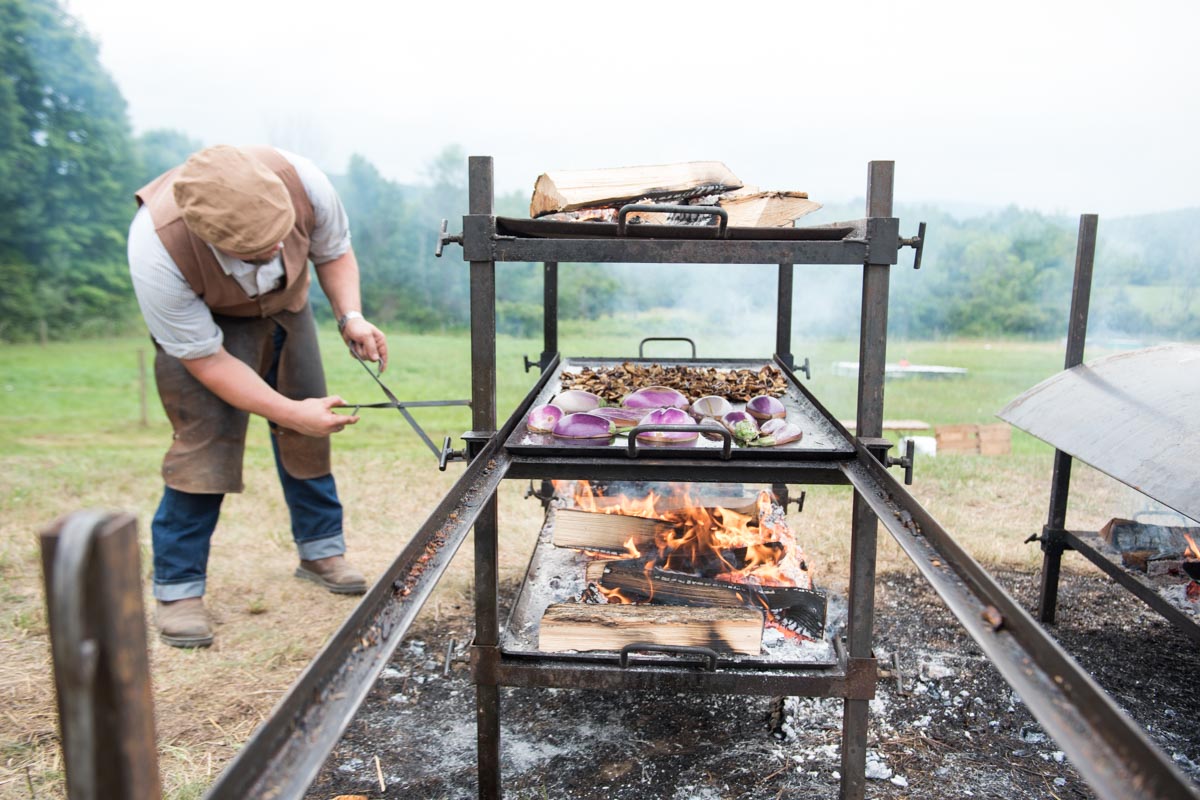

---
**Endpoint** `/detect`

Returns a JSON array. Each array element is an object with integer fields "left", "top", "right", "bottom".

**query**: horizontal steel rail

[{"left": 840, "top": 454, "right": 1200, "bottom": 800}]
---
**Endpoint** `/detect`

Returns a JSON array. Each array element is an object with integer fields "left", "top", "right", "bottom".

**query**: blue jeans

[{"left": 151, "top": 324, "right": 345, "bottom": 601}]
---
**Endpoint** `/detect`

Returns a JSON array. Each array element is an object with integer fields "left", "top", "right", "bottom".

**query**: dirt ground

[{"left": 308, "top": 568, "right": 1200, "bottom": 800}]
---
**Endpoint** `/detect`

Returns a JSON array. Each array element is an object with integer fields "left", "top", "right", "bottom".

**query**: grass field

[{"left": 0, "top": 317, "right": 1158, "bottom": 798}]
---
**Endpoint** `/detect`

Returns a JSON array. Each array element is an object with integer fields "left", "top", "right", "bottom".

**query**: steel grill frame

[{"left": 191, "top": 161, "right": 1200, "bottom": 800}]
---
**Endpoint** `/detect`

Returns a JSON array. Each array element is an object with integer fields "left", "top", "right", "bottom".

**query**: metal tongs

[{"left": 343, "top": 350, "right": 470, "bottom": 464}]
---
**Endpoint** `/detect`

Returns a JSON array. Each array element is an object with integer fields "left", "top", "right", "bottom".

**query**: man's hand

[
  {"left": 284, "top": 396, "right": 360, "bottom": 437},
  {"left": 341, "top": 316, "right": 389, "bottom": 371}
]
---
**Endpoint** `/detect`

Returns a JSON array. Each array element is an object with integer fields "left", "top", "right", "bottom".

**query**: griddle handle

[
  {"left": 617, "top": 204, "right": 729, "bottom": 238},
  {"left": 626, "top": 424, "right": 732, "bottom": 460},
  {"left": 638, "top": 337, "right": 697, "bottom": 359},
  {"left": 619, "top": 643, "right": 720, "bottom": 672}
]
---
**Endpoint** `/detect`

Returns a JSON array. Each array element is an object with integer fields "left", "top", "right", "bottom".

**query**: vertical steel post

[
  {"left": 776, "top": 263, "right": 795, "bottom": 369},
  {"left": 40, "top": 511, "right": 161, "bottom": 800},
  {"left": 840, "top": 161, "right": 894, "bottom": 800},
  {"left": 540, "top": 262, "right": 559, "bottom": 370},
  {"left": 1037, "top": 214, "right": 1099, "bottom": 624},
  {"left": 468, "top": 156, "right": 502, "bottom": 800}
]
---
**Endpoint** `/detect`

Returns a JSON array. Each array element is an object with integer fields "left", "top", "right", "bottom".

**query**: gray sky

[{"left": 68, "top": 0, "right": 1198, "bottom": 218}]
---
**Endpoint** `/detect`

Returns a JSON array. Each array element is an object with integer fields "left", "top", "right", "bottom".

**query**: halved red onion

[
  {"left": 525, "top": 403, "right": 563, "bottom": 433},
  {"left": 759, "top": 417, "right": 789, "bottom": 436},
  {"left": 588, "top": 406, "right": 650, "bottom": 427},
  {"left": 636, "top": 407, "right": 698, "bottom": 444},
  {"left": 622, "top": 385, "right": 689, "bottom": 410},
  {"left": 552, "top": 412, "right": 615, "bottom": 439},
  {"left": 753, "top": 421, "right": 803, "bottom": 446},
  {"left": 551, "top": 389, "right": 603, "bottom": 414},
  {"left": 746, "top": 394, "right": 786, "bottom": 420},
  {"left": 691, "top": 395, "right": 733, "bottom": 419}
]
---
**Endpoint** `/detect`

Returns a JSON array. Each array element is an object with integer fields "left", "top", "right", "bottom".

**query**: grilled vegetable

[
  {"left": 622, "top": 385, "right": 689, "bottom": 410},
  {"left": 691, "top": 395, "right": 733, "bottom": 419},
  {"left": 551, "top": 389, "right": 604, "bottom": 414},
  {"left": 587, "top": 406, "right": 650, "bottom": 427},
  {"left": 552, "top": 412, "right": 616, "bottom": 439},
  {"left": 636, "top": 407, "right": 698, "bottom": 444},
  {"left": 525, "top": 404, "right": 563, "bottom": 433},
  {"left": 746, "top": 394, "right": 786, "bottom": 421},
  {"left": 721, "top": 410, "right": 760, "bottom": 446},
  {"left": 751, "top": 420, "right": 803, "bottom": 446}
]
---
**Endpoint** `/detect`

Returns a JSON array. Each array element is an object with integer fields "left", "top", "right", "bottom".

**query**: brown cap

[{"left": 172, "top": 145, "right": 295, "bottom": 255}]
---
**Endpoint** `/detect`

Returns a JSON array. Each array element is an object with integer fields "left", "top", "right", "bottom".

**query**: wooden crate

[{"left": 934, "top": 423, "right": 1012, "bottom": 455}]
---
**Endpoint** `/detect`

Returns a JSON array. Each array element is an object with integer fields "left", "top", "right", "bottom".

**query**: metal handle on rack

[
  {"left": 638, "top": 337, "right": 697, "bottom": 359},
  {"left": 886, "top": 438, "right": 916, "bottom": 485},
  {"left": 435, "top": 219, "right": 463, "bottom": 258},
  {"left": 626, "top": 424, "right": 732, "bottom": 460},
  {"left": 619, "top": 642, "right": 720, "bottom": 671},
  {"left": 616, "top": 204, "right": 729, "bottom": 238},
  {"left": 899, "top": 221, "right": 926, "bottom": 269},
  {"left": 798, "top": 356, "right": 812, "bottom": 381},
  {"left": 438, "top": 436, "right": 465, "bottom": 471}
]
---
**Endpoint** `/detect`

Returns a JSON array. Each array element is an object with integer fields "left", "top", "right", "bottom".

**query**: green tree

[
  {"left": 133, "top": 128, "right": 203, "bottom": 186},
  {"left": 0, "top": 0, "right": 138, "bottom": 339}
]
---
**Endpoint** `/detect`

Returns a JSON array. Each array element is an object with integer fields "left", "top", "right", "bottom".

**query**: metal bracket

[
  {"left": 435, "top": 219, "right": 464, "bottom": 258},
  {"left": 899, "top": 221, "right": 926, "bottom": 269},
  {"left": 860, "top": 437, "right": 914, "bottom": 486},
  {"left": 1035, "top": 525, "right": 1071, "bottom": 553},
  {"left": 524, "top": 480, "right": 555, "bottom": 506}
]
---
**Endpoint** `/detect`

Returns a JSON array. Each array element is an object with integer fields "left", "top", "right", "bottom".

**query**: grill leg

[
  {"left": 840, "top": 699, "right": 869, "bottom": 800},
  {"left": 477, "top": 683, "right": 501, "bottom": 800}
]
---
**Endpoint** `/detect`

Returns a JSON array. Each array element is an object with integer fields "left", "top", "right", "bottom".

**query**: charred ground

[{"left": 308, "top": 567, "right": 1200, "bottom": 799}]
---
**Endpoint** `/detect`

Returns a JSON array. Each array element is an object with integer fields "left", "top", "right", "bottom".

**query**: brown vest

[{"left": 135, "top": 146, "right": 316, "bottom": 317}]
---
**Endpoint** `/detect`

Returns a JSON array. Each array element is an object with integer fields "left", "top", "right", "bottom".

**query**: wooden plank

[
  {"left": 538, "top": 602, "right": 764, "bottom": 655},
  {"left": 530, "top": 162, "right": 743, "bottom": 217}
]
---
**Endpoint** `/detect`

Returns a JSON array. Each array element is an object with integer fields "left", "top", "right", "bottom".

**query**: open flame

[
  {"left": 560, "top": 480, "right": 816, "bottom": 639},
  {"left": 1185, "top": 533, "right": 1200, "bottom": 561}
]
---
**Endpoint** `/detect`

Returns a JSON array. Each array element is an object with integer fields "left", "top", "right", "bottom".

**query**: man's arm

[
  {"left": 182, "top": 348, "right": 358, "bottom": 437},
  {"left": 314, "top": 247, "right": 389, "bottom": 370}
]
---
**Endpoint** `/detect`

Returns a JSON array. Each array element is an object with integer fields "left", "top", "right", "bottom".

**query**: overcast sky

[{"left": 66, "top": 0, "right": 1197, "bottom": 219}]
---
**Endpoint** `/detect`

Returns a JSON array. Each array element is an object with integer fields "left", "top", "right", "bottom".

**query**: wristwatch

[{"left": 337, "top": 311, "right": 364, "bottom": 332}]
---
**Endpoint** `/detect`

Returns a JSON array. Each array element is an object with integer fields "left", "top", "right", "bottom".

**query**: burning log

[
  {"left": 530, "top": 162, "right": 743, "bottom": 218},
  {"left": 552, "top": 510, "right": 666, "bottom": 555},
  {"left": 538, "top": 603, "right": 764, "bottom": 656},
  {"left": 1100, "top": 518, "right": 1199, "bottom": 557},
  {"left": 587, "top": 558, "right": 826, "bottom": 638}
]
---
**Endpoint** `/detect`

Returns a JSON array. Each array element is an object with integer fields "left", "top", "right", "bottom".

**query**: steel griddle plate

[{"left": 504, "top": 358, "right": 855, "bottom": 461}]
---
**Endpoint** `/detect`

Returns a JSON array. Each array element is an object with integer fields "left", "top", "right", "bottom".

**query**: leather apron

[{"left": 154, "top": 302, "right": 331, "bottom": 494}]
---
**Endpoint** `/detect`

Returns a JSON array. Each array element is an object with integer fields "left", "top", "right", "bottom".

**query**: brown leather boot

[
  {"left": 156, "top": 597, "right": 213, "bottom": 648},
  {"left": 295, "top": 554, "right": 368, "bottom": 595}
]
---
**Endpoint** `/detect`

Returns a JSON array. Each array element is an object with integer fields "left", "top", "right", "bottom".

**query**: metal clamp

[
  {"left": 619, "top": 642, "right": 720, "bottom": 671},
  {"left": 626, "top": 424, "right": 732, "bottom": 460},
  {"left": 899, "top": 221, "right": 926, "bottom": 269},
  {"left": 887, "top": 438, "right": 916, "bottom": 485},
  {"left": 435, "top": 219, "right": 464, "bottom": 258},
  {"left": 438, "top": 436, "right": 466, "bottom": 471},
  {"left": 617, "top": 204, "right": 729, "bottom": 237},
  {"left": 638, "top": 337, "right": 697, "bottom": 358}
]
